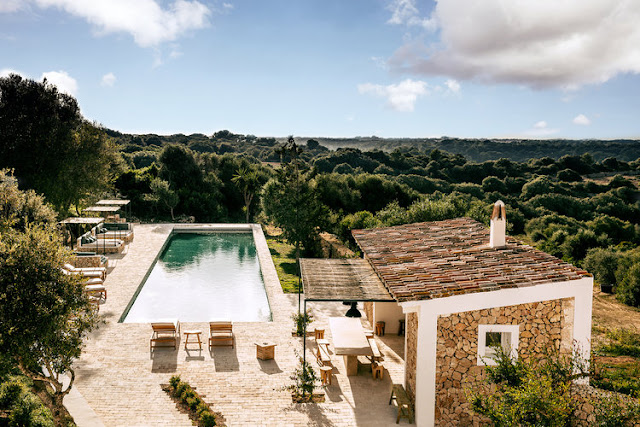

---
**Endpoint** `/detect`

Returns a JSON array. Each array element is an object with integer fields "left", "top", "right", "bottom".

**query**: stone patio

[{"left": 70, "top": 224, "right": 408, "bottom": 426}]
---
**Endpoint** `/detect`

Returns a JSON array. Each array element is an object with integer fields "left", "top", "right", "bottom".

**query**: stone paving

[{"left": 72, "top": 224, "right": 407, "bottom": 426}]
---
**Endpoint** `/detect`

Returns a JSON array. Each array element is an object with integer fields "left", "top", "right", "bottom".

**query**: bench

[
  {"left": 367, "top": 337, "right": 383, "bottom": 362},
  {"left": 389, "top": 384, "right": 414, "bottom": 424},
  {"left": 316, "top": 339, "right": 332, "bottom": 366},
  {"left": 150, "top": 320, "right": 180, "bottom": 350}
]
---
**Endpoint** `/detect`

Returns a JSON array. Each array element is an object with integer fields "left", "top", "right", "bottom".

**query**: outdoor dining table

[{"left": 329, "top": 317, "right": 373, "bottom": 376}]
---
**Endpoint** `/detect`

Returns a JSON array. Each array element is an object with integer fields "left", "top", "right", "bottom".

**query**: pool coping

[{"left": 118, "top": 223, "right": 280, "bottom": 323}]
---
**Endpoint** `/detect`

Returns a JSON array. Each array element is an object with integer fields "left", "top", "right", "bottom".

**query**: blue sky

[{"left": 1, "top": 0, "right": 640, "bottom": 139}]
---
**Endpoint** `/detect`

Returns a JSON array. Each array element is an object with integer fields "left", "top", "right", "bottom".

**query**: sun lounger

[
  {"left": 76, "top": 233, "right": 124, "bottom": 254},
  {"left": 84, "top": 284, "right": 107, "bottom": 301},
  {"left": 316, "top": 339, "right": 332, "bottom": 366},
  {"left": 209, "top": 320, "right": 234, "bottom": 348},
  {"left": 63, "top": 263, "right": 106, "bottom": 280},
  {"left": 150, "top": 320, "right": 180, "bottom": 350},
  {"left": 92, "top": 223, "right": 134, "bottom": 243}
]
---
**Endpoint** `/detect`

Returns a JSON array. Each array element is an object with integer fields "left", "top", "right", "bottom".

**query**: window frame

[{"left": 477, "top": 324, "right": 520, "bottom": 366}]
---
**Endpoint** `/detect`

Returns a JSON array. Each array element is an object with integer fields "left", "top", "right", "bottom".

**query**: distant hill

[{"left": 105, "top": 128, "right": 640, "bottom": 163}]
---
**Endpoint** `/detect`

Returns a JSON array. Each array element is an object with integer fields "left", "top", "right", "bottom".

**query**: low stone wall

[
  {"left": 405, "top": 312, "right": 418, "bottom": 401},
  {"left": 434, "top": 298, "right": 574, "bottom": 426},
  {"left": 69, "top": 255, "right": 105, "bottom": 268},
  {"left": 572, "top": 384, "right": 640, "bottom": 426}
]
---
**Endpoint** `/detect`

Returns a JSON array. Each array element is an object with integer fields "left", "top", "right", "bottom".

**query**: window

[{"left": 477, "top": 324, "right": 519, "bottom": 366}]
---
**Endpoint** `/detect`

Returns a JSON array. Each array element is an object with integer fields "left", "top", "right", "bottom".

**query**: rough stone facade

[
  {"left": 405, "top": 312, "right": 418, "bottom": 401},
  {"left": 434, "top": 298, "right": 574, "bottom": 426}
]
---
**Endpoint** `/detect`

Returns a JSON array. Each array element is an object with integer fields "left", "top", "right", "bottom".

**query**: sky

[{"left": 1, "top": 0, "right": 640, "bottom": 139}]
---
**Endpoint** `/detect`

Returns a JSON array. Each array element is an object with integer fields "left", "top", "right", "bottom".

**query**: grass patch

[
  {"left": 266, "top": 237, "right": 300, "bottom": 293},
  {"left": 594, "top": 328, "right": 640, "bottom": 397}
]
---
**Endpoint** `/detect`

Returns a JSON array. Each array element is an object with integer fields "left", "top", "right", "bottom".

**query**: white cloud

[
  {"left": 389, "top": 0, "right": 640, "bottom": 89},
  {"left": 0, "top": 68, "right": 22, "bottom": 78},
  {"left": 534, "top": 121, "right": 548, "bottom": 129},
  {"left": 573, "top": 114, "right": 591, "bottom": 125},
  {"left": 222, "top": 3, "right": 233, "bottom": 10},
  {"left": 30, "top": 0, "right": 210, "bottom": 47},
  {"left": 0, "top": 0, "right": 24, "bottom": 12},
  {"left": 100, "top": 72, "right": 116, "bottom": 87},
  {"left": 41, "top": 70, "right": 78, "bottom": 96},
  {"left": 358, "top": 79, "right": 429, "bottom": 112},
  {"left": 387, "top": 0, "right": 437, "bottom": 30},
  {"left": 444, "top": 79, "right": 460, "bottom": 94}
]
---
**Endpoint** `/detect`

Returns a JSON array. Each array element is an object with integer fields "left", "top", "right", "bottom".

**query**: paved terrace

[{"left": 71, "top": 224, "right": 406, "bottom": 426}]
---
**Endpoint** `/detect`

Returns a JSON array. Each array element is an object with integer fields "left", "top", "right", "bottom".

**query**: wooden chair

[
  {"left": 315, "top": 339, "right": 332, "bottom": 366},
  {"left": 319, "top": 366, "right": 333, "bottom": 385},
  {"left": 209, "top": 320, "right": 234, "bottom": 348},
  {"left": 389, "top": 384, "right": 414, "bottom": 424},
  {"left": 372, "top": 362, "right": 384, "bottom": 380},
  {"left": 150, "top": 320, "right": 180, "bottom": 350},
  {"left": 314, "top": 328, "right": 325, "bottom": 340}
]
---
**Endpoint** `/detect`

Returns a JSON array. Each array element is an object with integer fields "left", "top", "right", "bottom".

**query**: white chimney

[{"left": 490, "top": 200, "right": 506, "bottom": 248}]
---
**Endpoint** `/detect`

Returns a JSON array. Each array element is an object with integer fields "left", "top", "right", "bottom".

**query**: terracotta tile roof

[{"left": 352, "top": 218, "right": 591, "bottom": 302}]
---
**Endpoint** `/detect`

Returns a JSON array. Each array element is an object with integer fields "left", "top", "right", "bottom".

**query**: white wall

[
  {"left": 400, "top": 277, "right": 593, "bottom": 427},
  {"left": 373, "top": 301, "right": 404, "bottom": 334}
]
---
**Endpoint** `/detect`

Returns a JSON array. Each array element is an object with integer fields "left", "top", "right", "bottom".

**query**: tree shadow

[
  {"left": 282, "top": 401, "right": 337, "bottom": 427},
  {"left": 281, "top": 262, "right": 298, "bottom": 275}
]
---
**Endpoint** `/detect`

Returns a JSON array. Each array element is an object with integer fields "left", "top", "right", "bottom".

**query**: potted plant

[{"left": 292, "top": 311, "right": 313, "bottom": 337}]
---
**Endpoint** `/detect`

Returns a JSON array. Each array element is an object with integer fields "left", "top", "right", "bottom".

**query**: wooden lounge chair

[
  {"left": 150, "top": 320, "right": 180, "bottom": 350},
  {"left": 84, "top": 284, "right": 107, "bottom": 301},
  {"left": 316, "top": 339, "right": 332, "bottom": 366},
  {"left": 208, "top": 320, "right": 234, "bottom": 348},
  {"left": 63, "top": 263, "right": 106, "bottom": 280}
]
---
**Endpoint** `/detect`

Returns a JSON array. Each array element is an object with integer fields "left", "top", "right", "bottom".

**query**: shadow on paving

[
  {"left": 209, "top": 347, "right": 239, "bottom": 372},
  {"left": 283, "top": 401, "right": 338, "bottom": 427},
  {"left": 258, "top": 358, "right": 283, "bottom": 374},
  {"left": 150, "top": 343, "right": 179, "bottom": 373}
]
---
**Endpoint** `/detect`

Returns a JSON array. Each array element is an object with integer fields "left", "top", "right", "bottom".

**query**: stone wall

[
  {"left": 434, "top": 298, "right": 574, "bottom": 426},
  {"left": 572, "top": 384, "right": 640, "bottom": 426},
  {"left": 405, "top": 312, "right": 418, "bottom": 401}
]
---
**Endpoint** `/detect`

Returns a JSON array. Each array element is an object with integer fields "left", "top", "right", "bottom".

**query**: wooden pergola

[{"left": 298, "top": 258, "right": 394, "bottom": 368}]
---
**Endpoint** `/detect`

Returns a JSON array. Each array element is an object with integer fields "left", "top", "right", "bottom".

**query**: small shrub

[
  {"left": 196, "top": 402, "right": 210, "bottom": 417},
  {"left": 200, "top": 411, "right": 217, "bottom": 427},
  {"left": 174, "top": 381, "right": 188, "bottom": 398},
  {"left": 181, "top": 386, "right": 195, "bottom": 403},
  {"left": 0, "top": 377, "right": 24, "bottom": 408},
  {"left": 292, "top": 312, "right": 313, "bottom": 336},
  {"left": 169, "top": 375, "right": 181, "bottom": 389},
  {"left": 186, "top": 396, "right": 200, "bottom": 411}
]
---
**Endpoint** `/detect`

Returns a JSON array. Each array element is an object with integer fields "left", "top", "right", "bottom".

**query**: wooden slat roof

[
  {"left": 83, "top": 205, "right": 121, "bottom": 213},
  {"left": 300, "top": 258, "right": 394, "bottom": 302},
  {"left": 95, "top": 199, "right": 130, "bottom": 206},
  {"left": 58, "top": 217, "right": 104, "bottom": 225}
]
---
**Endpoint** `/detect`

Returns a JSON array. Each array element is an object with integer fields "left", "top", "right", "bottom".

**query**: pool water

[{"left": 123, "top": 232, "right": 272, "bottom": 322}]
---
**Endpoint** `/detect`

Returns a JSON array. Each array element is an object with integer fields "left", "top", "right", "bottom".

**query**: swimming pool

[{"left": 122, "top": 231, "right": 272, "bottom": 322}]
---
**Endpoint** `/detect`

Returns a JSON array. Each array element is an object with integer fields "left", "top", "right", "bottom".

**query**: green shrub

[
  {"left": 0, "top": 377, "right": 25, "bottom": 408},
  {"left": 186, "top": 396, "right": 200, "bottom": 411},
  {"left": 196, "top": 402, "right": 210, "bottom": 417},
  {"left": 169, "top": 375, "right": 181, "bottom": 389},
  {"left": 200, "top": 411, "right": 216, "bottom": 427},
  {"left": 181, "top": 386, "right": 195, "bottom": 403},
  {"left": 174, "top": 381, "right": 188, "bottom": 398}
]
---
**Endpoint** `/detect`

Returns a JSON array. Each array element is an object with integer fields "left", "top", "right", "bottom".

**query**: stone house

[{"left": 352, "top": 201, "right": 593, "bottom": 426}]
